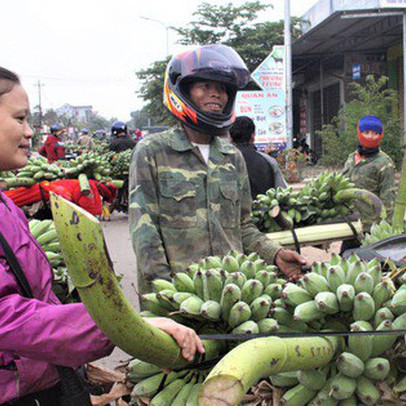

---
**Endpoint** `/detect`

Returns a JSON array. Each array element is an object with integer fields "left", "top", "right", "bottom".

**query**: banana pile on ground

[
  {"left": 1, "top": 156, "right": 64, "bottom": 189},
  {"left": 108, "top": 149, "right": 132, "bottom": 180},
  {"left": 362, "top": 219, "right": 406, "bottom": 247},
  {"left": 29, "top": 219, "right": 77, "bottom": 303},
  {"left": 252, "top": 171, "right": 355, "bottom": 232},
  {"left": 267, "top": 252, "right": 406, "bottom": 405},
  {"left": 127, "top": 250, "right": 288, "bottom": 404},
  {"left": 63, "top": 151, "right": 112, "bottom": 181}
]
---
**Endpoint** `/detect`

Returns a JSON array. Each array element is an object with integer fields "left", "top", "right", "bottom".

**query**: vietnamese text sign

[
  {"left": 235, "top": 90, "right": 287, "bottom": 151},
  {"left": 251, "top": 45, "right": 285, "bottom": 91}
]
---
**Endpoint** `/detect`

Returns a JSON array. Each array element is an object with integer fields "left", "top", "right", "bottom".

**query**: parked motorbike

[{"left": 292, "top": 136, "right": 319, "bottom": 165}]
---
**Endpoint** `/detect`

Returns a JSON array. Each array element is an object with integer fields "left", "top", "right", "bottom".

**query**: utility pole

[
  {"left": 284, "top": 0, "right": 293, "bottom": 149},
  {"left": 34, "top": 80, "right": 44, "bottom": 131}
]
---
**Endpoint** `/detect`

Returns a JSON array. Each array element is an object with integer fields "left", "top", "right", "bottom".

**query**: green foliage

[
  {"left": 135, "top": 1, "right": 304, "bottom": 125},
  {"left": 318, "top": 75, "right": 403, "bottom": 169}
]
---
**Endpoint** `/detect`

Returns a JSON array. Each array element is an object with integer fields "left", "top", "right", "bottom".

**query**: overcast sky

[{"left": 0, "top": 0, "right": 319, "bottom": 122}]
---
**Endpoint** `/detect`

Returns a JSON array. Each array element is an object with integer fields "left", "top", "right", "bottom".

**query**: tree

[
  {"left": 318, "top": 75, "right": 403, "bottom": 169},
  {"left": 136, "top": 1, "right": 304, "bottom": 125}
]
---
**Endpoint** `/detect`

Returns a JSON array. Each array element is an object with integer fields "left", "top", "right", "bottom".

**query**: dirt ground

[{"left": 301, "top": 241, "right": 341, "bottom": 263}]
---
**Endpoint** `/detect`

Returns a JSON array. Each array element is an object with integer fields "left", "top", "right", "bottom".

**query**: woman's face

[{"left": 0, "top": 84, "right": 33, "bottom": 171}]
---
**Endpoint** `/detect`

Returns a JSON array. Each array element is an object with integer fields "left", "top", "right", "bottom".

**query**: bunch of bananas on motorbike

[
  {"left": 28, "top": 219, "right": 77, "bottom": 303},
  {"left": 108, "top": 149, "right": 132, "bottom": 180},
  {"left": 63, "top": 151, "right": 112, "bottom": 181},
  {"left": 266, "top": 252, "right": 406, "bottom": 405},
  {"left": 1, "top": 156, "right": 65, "bottom": 189},
  {"left": 126, "top": 250, "right": 288, "bottom": 405},
  {"left": 362, "top": 219, "right": 406, "bottom": 248},
  {"left": 252, "top": 171, "right": 355, "bottom": 232}
]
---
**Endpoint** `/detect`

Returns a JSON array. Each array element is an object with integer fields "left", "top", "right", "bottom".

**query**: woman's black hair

[{"left": 0, "top": 67, "right": 20, "bottom": 98}]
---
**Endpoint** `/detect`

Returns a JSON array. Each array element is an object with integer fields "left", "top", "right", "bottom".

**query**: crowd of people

[{"left": 0, "top": 42, "right": 398, "bottom": 405}]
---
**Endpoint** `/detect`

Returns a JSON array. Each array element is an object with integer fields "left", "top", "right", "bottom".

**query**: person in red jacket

[{"left": 39, "top": 124, "right": 66, "bottom": 163}]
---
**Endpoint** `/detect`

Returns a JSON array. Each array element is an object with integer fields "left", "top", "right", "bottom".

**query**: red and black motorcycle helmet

[{"left": 163, "top": 44, "right": 251, "bottom": 136}]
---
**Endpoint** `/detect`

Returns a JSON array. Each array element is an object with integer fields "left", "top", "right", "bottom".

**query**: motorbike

[{"left": 292, "top": 136, "right": 319, "bottom": 165}]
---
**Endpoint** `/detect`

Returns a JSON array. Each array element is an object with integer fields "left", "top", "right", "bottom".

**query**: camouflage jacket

[
  {"left": 129, "top": 127, "right": 281, "bottom": 293},
  {"left": 342, "top": 150, "right": 396, "bottom": 220}
]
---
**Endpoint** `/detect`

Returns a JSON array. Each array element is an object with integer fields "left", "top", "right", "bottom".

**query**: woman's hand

[
  {"left": 275, "top": 248, "right": 309, "bottom": 280},
  {"left": 144, "top": 317, "right": 205, "bottom": 362}
]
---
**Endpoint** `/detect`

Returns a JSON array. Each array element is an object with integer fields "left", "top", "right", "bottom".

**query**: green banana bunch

[
  {"left": 63, "top": 151, "right": 112, "bottom": 181},
  {"left": 362, "top": 219, "right": 406, "bottom": 247},
  {"left": 268, "top": 252, "right": 406, "bottom": 405},
  {"left": 252, "top": 172, "right": 355, "bottom": 232},
  {"left": 29, "top": 219, "right": 78, "bottom": 304},
  {"left": 108, "top": 149, "right": 132, "bottom": 180}
]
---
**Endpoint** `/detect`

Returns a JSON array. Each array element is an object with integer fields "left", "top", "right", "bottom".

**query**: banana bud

[
  {"left": 220, "top": 283, "right": 241, "bottom": 322},
  {"left": 330, "top": 373, "right": 357, "bottom": 400},
  {"left": 228, "top": 301, "right": 252, "bottom": 328},
  {"left": 264, "top": 282, "right": 284, "bottom": 300},
  {"left": 294, "top": 300, "right": 324, "bottom": 322},
  {"left": 270, "top": 371, "right": 298, "bottom": 388},
  {"left": 250, "top": 296, "right": 271, "bottom": 321},
  {"left": 257, "top": 318, "right": 279, "bottom": 333},
  {"left": 232, "top": 320, "right": 259, "bottom": 334},
  {"left": 354, "top": 272, "right": 375, "bottom": 295},
  {"left": 327, "top": 266, "right": 346, "bottom": 292},
  {"left": 222, "top": 255, "right": 240, "bottom": 273},
  {"left": 152, "top": 279, "right": 176, "bottom": 293},
  {"left": 300, "top": 272, "right": 330, "bottom": 297},
  {"left": 179, "top": 295, "right": 204, "bottom": 316},
  {"left": 173, "top": 272, "right": 195, "bottom": 294},
  {"left": 373, "top": 307, "right": 395, "bottom": 328},
  {"left": 297, "top": 369, "right": 327, "bottom": 390},
  {"left": 348, "top": 321, "right": 373, "bottom": 361},
  {"left": 315, "top": 291, "right": 339, "bottom": 315},
  {"left": 280, "top": 384, "right": 317, "bottom": 405},
  {"left": 336, "top": 283, "right": 355, "bottom": 312},
  {"left": 200, "top": 300, "right": 221, "bottom": 321},
  {"left": 390, "top": 289, "right": 406, "bottom": 315},
  {"left": 356, "top": 376, "right": 380, "bottom": 405},
  {"left": 353, "top": 292, "right": 375, "bottom": 321},
  {"left": 126, "top": 359, "right": 161, "bottom": 383},
  {"left": 241, "top": 279, "right": 264, "bottom": 305},
  {"left": 224, "top": 272, "right": 247, "bottom": 290},
  {"left": 346, "top": 260, "right": 364, "bottom": 285},
  {"left": 372, "top": 279, "right": 393, "bottom": 310},
  {"left": 336, "top": 352, "right": 365, "bottom": 378},
  {"left": 282, "top": 283, "right": 313, "bottom": 306},
  {"left": 364, "top": 357, "right": 390, "bottom": 380},
  {"left": 371, "top": 320, "right": 397, "bottom": 357},
  {"left": 240, "top": 260, "right": 256, "bottom": 279}
]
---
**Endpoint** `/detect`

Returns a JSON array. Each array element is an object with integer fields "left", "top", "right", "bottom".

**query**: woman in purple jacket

[{"left": 0, "top": 67, "right": 204, "bottom": 405}]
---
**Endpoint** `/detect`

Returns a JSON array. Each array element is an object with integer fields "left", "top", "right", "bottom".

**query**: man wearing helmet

[
  {"left": 77, "top": 128, "right": 93, "bottom": 148},
  {"left": 129, "top": 44, "right": 307, "bottom": 294},
  {"left": 38, "top": 123, "right": 66, "bottom": 163},
  {"left": 108, "top": 120, "right": 136, "bottom": 153}
]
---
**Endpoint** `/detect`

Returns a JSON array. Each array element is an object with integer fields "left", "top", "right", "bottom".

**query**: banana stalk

[
  {"left": 333, "top": 188, "right": 385, "bottom": 221},
  {"left": 199, "top": 336, "right": 339, "bottom": 406},
  {"left": 393, "top": 148, "right": 406, "bottom": 229},
  {"left": 50, "top": 193, "right": 198, "bottom": 369},
  {"left": 266, "top": 220, "right": 363, "bottom": 246}
]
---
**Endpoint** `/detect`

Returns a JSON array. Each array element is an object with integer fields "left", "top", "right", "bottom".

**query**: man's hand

[
  {"left": 275, "top": 248, "right": 309, "bottom": 280},
  {"left": 144, "top": 317, "right": 205, "bottom": 362}
]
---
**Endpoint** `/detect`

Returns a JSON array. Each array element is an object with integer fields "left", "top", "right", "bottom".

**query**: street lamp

[{"left": 139, "top": 16, "right": 170, "bottom": 57}]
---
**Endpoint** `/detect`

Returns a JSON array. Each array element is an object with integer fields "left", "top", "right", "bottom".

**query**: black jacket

[
  {"left": 108, "top": 136, "right": 136, "bottom": 153},
  {"left": 236, "top": 143, "right": 275, "bottom": 200}
]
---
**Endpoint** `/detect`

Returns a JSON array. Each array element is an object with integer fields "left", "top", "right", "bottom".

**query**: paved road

[{"left": 95, "top": 212, "right": 140, "bottom": 369}]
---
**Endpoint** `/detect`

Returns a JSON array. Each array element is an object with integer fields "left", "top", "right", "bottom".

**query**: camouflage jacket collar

[{"left": 170, "top": 127, "right": 234, "bottom": 156}]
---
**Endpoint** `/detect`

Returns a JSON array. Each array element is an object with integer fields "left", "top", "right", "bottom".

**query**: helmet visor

[{"left": 176, "top": 44, "right": 250, "bottom": 89}]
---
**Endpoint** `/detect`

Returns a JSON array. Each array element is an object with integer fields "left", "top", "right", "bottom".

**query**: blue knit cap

[{"left": 358, "top": 115, "right": 383, "bottom": 135}]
